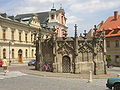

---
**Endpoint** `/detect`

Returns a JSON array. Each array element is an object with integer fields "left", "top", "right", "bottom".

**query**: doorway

[
  {"left": 62, "top": 56, "right": 71, "bottom": 73},
  {"left": 18, "top": 49, "right": 22, "bottom": 63}
]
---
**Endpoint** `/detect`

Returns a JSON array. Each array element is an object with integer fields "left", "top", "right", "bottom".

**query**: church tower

[{"left": 48, "top": 4, "right": 68, "bottom": 37}]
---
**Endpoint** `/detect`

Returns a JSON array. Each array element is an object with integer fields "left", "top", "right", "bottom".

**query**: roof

[
  {"left": 99, "top": 16, "right": 120, "bottom": 30},
  {"left": 15, "top": 12, "right": 49, "bottom": 24},
  {"left": 98, "top": 12, "right": 120, "bottom": 37}
]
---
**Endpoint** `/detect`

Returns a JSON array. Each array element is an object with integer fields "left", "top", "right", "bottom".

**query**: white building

[{"left": 0, "top": 13, "right": 51, "bottom": 64}]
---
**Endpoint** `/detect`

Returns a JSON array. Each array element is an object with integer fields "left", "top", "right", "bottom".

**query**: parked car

[
  {"left": 106, "top": 77, "right": 120, "bottom": 90},
  {"left": 28, "top": 60, "right": 36, "bottom": 66},
  {"left": 0, "top": 60, "right": 3, "bottom": 67}
]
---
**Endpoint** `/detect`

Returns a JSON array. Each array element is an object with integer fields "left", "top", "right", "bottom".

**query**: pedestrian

[{"left": 2, "top": 57, "right": 9, "bottom": 76}]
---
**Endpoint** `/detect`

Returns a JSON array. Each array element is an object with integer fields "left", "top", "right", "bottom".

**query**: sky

[{"left": 0, "top": 0, "right": 120, "bottom": 36}]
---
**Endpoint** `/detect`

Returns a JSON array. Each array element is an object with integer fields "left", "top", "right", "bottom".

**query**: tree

[{"left": 106, "top": 56, "right": 112, "bottom": 68}]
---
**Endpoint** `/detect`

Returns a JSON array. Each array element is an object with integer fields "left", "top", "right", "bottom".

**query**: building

[
  {"left": 97, "top": 11, "right": 120, "bottom": 66},
  {"left": 15, "top": 7, "right": 68, "bottom": 37},
  {"left": 0, "top": 13, "right": 52, "bottom": 64},
  {"left": 0, "top": 7, "right": 68, "bottom": 64},
  {"left": 38, "top": 25, "right": 106, "bottom": 75}
]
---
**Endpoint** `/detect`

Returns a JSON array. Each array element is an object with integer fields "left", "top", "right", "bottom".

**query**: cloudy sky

[{"left": 0, "top": 0, "right": 120, "bottom": 36}]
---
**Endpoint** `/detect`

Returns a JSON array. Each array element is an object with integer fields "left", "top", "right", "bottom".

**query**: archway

[
  {"left": 62, "top": 56, "right": 71, "bottom": 73},
  {"left": 18, "top": 49, "right": 22, "bottom": 63}
]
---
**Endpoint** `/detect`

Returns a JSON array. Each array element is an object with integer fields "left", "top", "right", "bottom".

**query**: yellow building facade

[{"left": 0, "top": 13, "right": 51, "bottom": 64}]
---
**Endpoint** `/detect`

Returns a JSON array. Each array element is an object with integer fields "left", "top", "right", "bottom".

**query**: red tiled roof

[
  {"left": 98, "top": 13, "right": 120, "bottom": 37},
  {"left": 99, "top": 15, "right": 120, "bottom": 30}
]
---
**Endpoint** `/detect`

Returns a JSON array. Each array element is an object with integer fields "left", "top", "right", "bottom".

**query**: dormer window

[{"left": 51, "top": 15, "right": 54, "bottom": 19}]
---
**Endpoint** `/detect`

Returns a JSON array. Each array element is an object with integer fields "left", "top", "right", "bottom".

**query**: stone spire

[{"left": 74, "top": 24, "right": 77, "bottom": 37}]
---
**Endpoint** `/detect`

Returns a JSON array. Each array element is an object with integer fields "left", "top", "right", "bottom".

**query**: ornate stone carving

[{"left": 57, "top": 41, "right": 74, "bottom": 55}]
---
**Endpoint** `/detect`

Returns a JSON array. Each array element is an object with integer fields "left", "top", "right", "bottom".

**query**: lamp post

[
  {"left": 8, "top": 41, "right": 14, "bottom": 66},
  {"left": 35, "top": 28, "right": 43, "bottom": 70}
]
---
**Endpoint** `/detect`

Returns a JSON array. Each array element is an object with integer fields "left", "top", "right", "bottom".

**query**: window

[
  {"left": 51, "top": 15, "right": 54, "bottom": 19},
  {"left": 115, "top": 40, "right": 119, "bottom": 47},
  {"left": 32, "top": 49, "right": 34, "bottom": 57},
  {"left": 11, "top": 31, "right": 14, "bottom": 41},
  {"left": 12, "top": 49, "right": 14, "bottom": 58},
  {"left": 25, "top": 49, "right": 28, "bottom": 58},
  {"left": 61, "top": 16, "right": 64, "bottom": 24},
  {"left": 3, "top": 48, "right": 6, "bottom": 59},
  {"left": 106, "top": 41, "right": 110, "bottom": 48},
  {"left": 115, "top": 55, "right": 119, "bottom": 63},
  {"left": 34, "top": 33, "right": 36, "bottom": 41},
  {"left": 3, "top": 29, "right": 6, "bottom": 40},
  {"left": 25, "top": 33, "right": 27, "bottom": 43},
  {"left": 19, "top": 32, "right": 21, "bottom": 42},
  {"left": 31, "top": 34, "right": 33, "bottom": 42}
]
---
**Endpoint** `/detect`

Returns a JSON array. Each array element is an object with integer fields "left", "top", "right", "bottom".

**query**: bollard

[
  {"left": 117, "top": 74, "right": 120, "bottom": 77},
  {"left": 88, "top": 70, "right": 93, "bottom": 83}
]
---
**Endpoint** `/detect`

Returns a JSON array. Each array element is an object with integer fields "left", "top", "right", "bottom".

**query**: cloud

[
  {"left": 26, "top": 0, "right": 64, "bottom": 3},
  {"left": 67, "top": 15, "right": 84, "bottom": 24},
  {"left": 70, "top": 0, "right": 120, "bottom": 13}
]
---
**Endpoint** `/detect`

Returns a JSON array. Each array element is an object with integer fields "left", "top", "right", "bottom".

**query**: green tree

[
  {"left": 106, "top": 56, "right": 112, "bottom": 61},
  {"left": 106, "top": 56, "right": 112, "bottom": 68}
]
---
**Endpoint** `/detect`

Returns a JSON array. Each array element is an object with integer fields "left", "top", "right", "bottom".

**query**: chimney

[{"left": 114, "top": 11, "right": 118, "bottom": 20}]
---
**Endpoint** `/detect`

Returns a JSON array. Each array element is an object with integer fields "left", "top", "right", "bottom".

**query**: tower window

[{"left": 51, "top": 15, "right": 54, "bottom": 19}]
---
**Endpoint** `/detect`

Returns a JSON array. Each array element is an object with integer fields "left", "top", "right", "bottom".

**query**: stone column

[
  {"left": 103, "top": 31, "right": 107, "bottom": 74},
  {"left": 73, "top": 24, "right": 78, "bottom": 74}
]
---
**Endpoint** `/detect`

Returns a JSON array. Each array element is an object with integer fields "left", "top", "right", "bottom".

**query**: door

[
  {"left": 62, "top": 56, "right": 71, "bottom": 73},
  {"left": 18, "top": 49, "right": 22, "bottom": 63}
]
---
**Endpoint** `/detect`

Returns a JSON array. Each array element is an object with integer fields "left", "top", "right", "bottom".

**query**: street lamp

[{"left": 8, "top": 41, "right": 14, "bottom": 66}]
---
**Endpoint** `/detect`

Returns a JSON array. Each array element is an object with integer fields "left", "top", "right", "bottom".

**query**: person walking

[{"left": 2, "top": 58, "right": 8, "bottom": 76}]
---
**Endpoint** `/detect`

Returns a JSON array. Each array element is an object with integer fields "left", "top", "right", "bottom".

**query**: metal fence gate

[{"left": 62, "top": 56, "right": 71, "bottom": 73}]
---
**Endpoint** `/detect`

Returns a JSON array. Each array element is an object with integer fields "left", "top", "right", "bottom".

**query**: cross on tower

[{"left": 52, "top": 3, "right": 55, "bottom": 8}]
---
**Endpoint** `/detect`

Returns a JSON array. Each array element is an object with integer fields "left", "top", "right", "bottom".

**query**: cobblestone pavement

[
  {"left": 0, "top": 71, "right": 27, "bottom": 79},
  {"left": 0, "top": 64, "right": 120, "bottom": 90},
  {"left": 0, "top": 73, "right": 108, "bottom": 90}
]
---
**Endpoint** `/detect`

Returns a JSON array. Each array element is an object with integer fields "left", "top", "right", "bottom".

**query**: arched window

[
  {"left": 3, "top": 48, "right": 6, "bottom": 59},
  {"left": 12, "top": 49, "right": 14, "bottom": 58},
  {"left": 25, "top": 49, "right": 28, "bottom": 58},
  {"left": 32, "top": 49, "right": 34, "bottom": 58},
  {"left": 51, "top": 15, "right": 54, "bottom": 19},
  {"left": 25, "top": 33, "right": 27, "bottom": 43}
]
